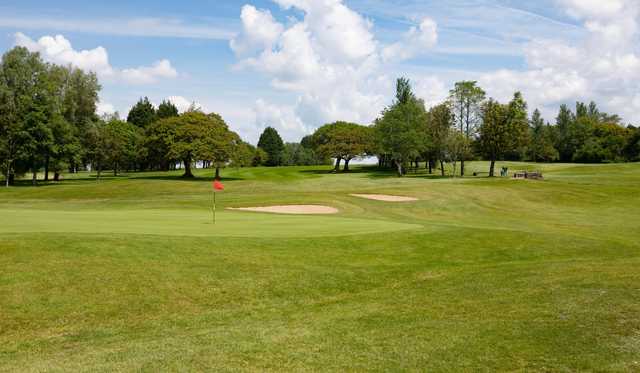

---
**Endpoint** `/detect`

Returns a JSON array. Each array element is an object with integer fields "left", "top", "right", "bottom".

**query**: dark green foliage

[
  {"left": 527, "top": 109, "right": 559, "bottom": 162},
  {"left": 127, "top": 97, "right": 156, "bottom": 128},
  {"left": 311, "top": 121, "right": 373, "bottom": 171},
  {"left": 478, "top": 95, "right": 528, "bottom": 176},
  {"left": 257, "top": 126, "right": 285, "bottom": 166},
  {"left": 375, "top": 78, "right": 427, "bottom": 176},
  {"left": 424, "top": 103, "right": 454, "bottom": 175},
  {"left": 623, "top": 126, "right": 640, "bottom": 161},
  {"left": 157, "top": 100, "right": 179, "bottom": 119},
  {"left": 281, "top": 143, "right": 326, "bottom": 166}
]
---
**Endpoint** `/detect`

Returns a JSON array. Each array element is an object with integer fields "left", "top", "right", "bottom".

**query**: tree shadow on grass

[
  {"left": 130, "top": 175, "right": 245, "bottom": 182},
  {"left": 3, "top": 173, "right": 244, "bottom": 187}
]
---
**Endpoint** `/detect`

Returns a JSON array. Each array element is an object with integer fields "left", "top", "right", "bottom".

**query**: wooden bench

[{"left": 513, "top": 170, "right": 543, "bottom": 180}]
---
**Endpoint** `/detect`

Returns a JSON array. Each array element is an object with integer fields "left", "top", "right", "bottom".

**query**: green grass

[{"left": 1, "top": 162, "right": 639, "bottom": 372}]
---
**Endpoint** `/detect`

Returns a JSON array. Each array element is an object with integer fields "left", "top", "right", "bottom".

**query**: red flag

[{"left": 213, "top": 180, "right": 224, "bottom": 191}]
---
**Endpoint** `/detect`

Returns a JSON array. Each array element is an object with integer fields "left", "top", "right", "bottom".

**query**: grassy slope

[{"left": 1, "top": 162, "right": 639, "bottom": 372}]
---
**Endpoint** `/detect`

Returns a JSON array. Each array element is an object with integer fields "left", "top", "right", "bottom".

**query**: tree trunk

[
  {"left": 215, "top": 167, "right": 220, "bottom": 179},
  {"left": 343, "top": 158, "right": 350, "bottom": 172},
  {"left": 54, "top": 172, "right": 60, "bottom": 182},
  {"left": 489, "top": 159, "right": 496, "bottom": 177},
  {"left": 460, "top": 160, "right": 465, "bottom": 177},
  {"left": 44, "top": 155, "right": 50, "bottom": 181},
  {"left": 395, "top": 160, "right": 403, "bottom": 176},
  {"left": 32, "top": 162, "right": 37, "bottom": 186},
  {"left": 114, "top": 162, "right": 118, "bottom": 176},
  {"left": 333, "top": 157, "right": 342, "bottom": 172},
  {"left": 183, "top": 158, "right": 194, "bottom": 178},
  {"left": 5, "top": 165, "right": 10, "bottom": 187},
  {"left": 440, "top": 160, "right": 445, "bottom": 176},
  {"left": 428, "top": 159, "right": 433, "bottom": 174},
  {"left": 97, "top": 162, "right": 101, "bottom": 180}
]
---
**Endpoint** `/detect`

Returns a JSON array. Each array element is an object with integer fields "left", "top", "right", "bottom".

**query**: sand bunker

[
  {"left": 350, "top": 194, "right": 418, "bottom": 202},
  {"left": 227, "top": 205, "right": 339, "bottom": 215}
]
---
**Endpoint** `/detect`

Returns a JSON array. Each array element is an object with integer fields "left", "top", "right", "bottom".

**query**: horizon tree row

[
  {"left": 3, "top": 45, "right": 640, "bottom": 185},
  {"left": 0, "top": 46, "right": 305, "bottom": 186},
  {"left": 303, "top": 78, "right": 640, "bottom": 176}
]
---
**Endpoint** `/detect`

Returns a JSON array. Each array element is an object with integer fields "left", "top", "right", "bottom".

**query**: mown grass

[{"left": 1, "top": 161, "right": 639, "bottom": 372}]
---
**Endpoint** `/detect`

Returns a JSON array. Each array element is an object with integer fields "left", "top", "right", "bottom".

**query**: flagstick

[{"left": 213, "top": 190, "right": 217, "bottom": 225}]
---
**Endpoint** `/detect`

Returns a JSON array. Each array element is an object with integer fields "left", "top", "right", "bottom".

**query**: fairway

[{"left": 1, "top": 162, "right": 640, "bottom": 371}]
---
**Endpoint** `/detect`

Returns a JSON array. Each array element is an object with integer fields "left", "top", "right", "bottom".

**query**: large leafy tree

[
  {"left": 374, "top": 78, "right": 427, "bottom": 176},
  {"left": 196, "top": 113, "right": 241, "bottom": 179},
  {"left": 424, "top": 102, "right": 454, "bottom": 175},
  {"left": 85, "top": 120, "right": 109, "bottom": 180},
  {"left": 448, "top": 81, "right": 485, "bottom": 176},
  {"left": 312, "top": 121, "right": 372, "bottom": 171},
  {"left": 527, "top": 109, "right": 558, "bottom": 162},
  {"left": 62, "top": 66, "right": 100, "bottom": 172},
  {"left": 155, "top": 112, "right": 238, "bottom": 178},
  {"left": 555, "top": 104, "right": 584, "bottom": 162},
  {"left": 103, "top": 118, "right": 138, "bottom": 176},
  {"left": 478, "top": 97, "right": 527, "bottom": 177},
  {"left": 127, "top": 97, "right": 156, "bottom": 128},
  {"left": 0, "top": 47, "right": 50, "bottom": 186},
  {"left": 505, "top": 91, "right": 530, "bottom": 160},
  {"left": 444, "top": 129, "right": 471, "bottom": 177},
  {"left": 257, "top": 126, "right": 284, "bottom": 166}
]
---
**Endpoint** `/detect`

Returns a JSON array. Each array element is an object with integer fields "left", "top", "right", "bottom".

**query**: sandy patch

[
  {"left": 227, "top": 205, "right": 338, "bottom": 215},
  {"left": 350, "top": 194, "right": 418, "bottom": 202}
]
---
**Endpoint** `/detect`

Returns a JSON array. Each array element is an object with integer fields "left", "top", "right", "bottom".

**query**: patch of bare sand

[
  {"left": 350, "top": 194, "right": 418, "bottom": 202},
  {"left": 227, "top": 205, "right": 338, "bottom": 215}
]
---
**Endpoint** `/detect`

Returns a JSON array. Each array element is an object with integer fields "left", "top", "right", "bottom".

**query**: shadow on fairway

[{"left": 131, "top": 175, "right": 245, "bottom": 182}]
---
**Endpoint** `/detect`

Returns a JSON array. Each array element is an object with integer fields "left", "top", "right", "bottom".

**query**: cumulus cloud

[
  {"left": 382, "top": 18, "right": 438, "bottom": 63},
  {"left": 121, "top": 60, "right": 177, "bottom": 84},
  {"left": 163, "top": 95, "right": 202, "bottom": 113},
  {"left": 96, "top": 101, "right": 116, "bottom": 116},
  {"left": 477, "top": 0, "right": 640, "bottom": 123},
  {"left": 230, "top": 5, "right": 283, "bottom": 56},
  {"left": 230, "top": 0, "right": 640, "bottom": 139},
  {"left": 230, "top": 0, "right": 439, "bottom": 136},
  {"left": 14, "top": 32, "right": 178, "bottom": 85}
]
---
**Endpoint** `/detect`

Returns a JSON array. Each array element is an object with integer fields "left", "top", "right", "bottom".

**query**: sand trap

[
  {"left": 227, "top": 205, "right": 339, "bottom": 215},
  {"left": 350, "top": 194, "right": 418, "bottom": 202}
]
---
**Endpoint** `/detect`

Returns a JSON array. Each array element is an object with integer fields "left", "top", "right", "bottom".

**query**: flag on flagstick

[{"left": 211, "top": 179, "right": 224, "bottom": 224}]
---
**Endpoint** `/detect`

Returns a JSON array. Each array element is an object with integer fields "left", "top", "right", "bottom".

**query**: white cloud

[
  {"left": 254, "top": 98, "right": 308, "bottom": 141},
  {"left": 382, "top": 18, "right": 438, "bottom": 63},
  {"left": 475, "top": 0, "right": 640, "bottom": 123},
  {"left": 96, "top": 101, "right": 115, "bottom": 116},
  {"left": 230, "top": 5, "right": 283, "bottom": 56},
  {"left": 14, "top": 32, "right": 178, "bottom": 85},
  {"left": 230, "top": 0, "right": 439, "bottom": 136},
  {"left": 121, "top": 60, "right": 177, "bottom": 84},
  {"left": 0, "top": 16, "right": 234, "bottom": 40},
  {"left": 163, "top": 95, "right": 202, "bottom": 113},
  {"left": 558, "top": 0, "right": 626, "bottom": 20}
]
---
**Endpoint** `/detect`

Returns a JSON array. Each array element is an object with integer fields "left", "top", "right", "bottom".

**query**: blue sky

[{"left": 1, "top": 0, "right": 638, "bottom": 142}]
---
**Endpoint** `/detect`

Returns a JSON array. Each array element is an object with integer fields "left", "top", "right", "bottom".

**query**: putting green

[{"left": 1, "top": 208, "right": 421, "bottom": 238}]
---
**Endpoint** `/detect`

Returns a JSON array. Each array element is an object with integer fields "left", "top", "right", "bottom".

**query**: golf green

[{"left": 1, "top": 208, "right": 422, "bottom": 238}]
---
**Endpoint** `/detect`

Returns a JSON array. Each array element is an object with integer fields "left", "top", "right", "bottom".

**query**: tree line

[
  {"left": 299, "top": 78, "right": 640, "bottom": 176},
  {"left": 0, "top": 47, "right": 293, "bottom": 185},
  {"left": 2, "top": 46, "right": 640, "bottom": 186}
]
